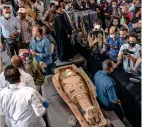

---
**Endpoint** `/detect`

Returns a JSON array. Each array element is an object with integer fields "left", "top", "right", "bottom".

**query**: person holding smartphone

[{"left": 115, "top": 33, "right": 141, "bottom": 73}]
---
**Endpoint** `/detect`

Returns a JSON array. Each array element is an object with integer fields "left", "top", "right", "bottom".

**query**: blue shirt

[
  {"left": 105, "top": 35, "right": 121, "bottom": 61},
  {"left": 127, "top": 22, "right": 133, "bottom": 32},
  {"left": 94, "top": 70, "right": 118, "bottom": 106},
  {"left": 30, "top": 37, "right": 52, "bottom": 65},
  {"left": 0, "top": 16, "right": 21, "bottom": 38},
  {"left": 119, "top": 37, "right": 126, "bottom": 47}
]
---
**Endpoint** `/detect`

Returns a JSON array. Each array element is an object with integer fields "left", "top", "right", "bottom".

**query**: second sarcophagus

[
  {"left": 68, "top": 9, "right": 97, "bottom": 45},
  {"left": 52, "top": 65, "right": 107, "bottom": 127}
]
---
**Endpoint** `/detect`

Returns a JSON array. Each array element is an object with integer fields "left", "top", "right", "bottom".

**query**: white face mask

[
  {"left": 110, "top": 34, "right": 115, "bottom": 38},
  {"left": 122, "top": 8, "right": 125, "bottom": 12},
  {"left": 94, "top": 25, "right": 101, "bottom": 29},
  {"left": 3, "top": 13, "right": 10, "bottom": 18}
]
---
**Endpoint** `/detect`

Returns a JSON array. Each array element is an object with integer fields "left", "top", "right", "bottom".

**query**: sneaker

[{"left": 129, "top": 72, "right": 141, "bottom": 83}]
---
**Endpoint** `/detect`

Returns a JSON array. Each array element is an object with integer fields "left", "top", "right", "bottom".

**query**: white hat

[{"left": 18, "top": 8, "right": 27, "bottom": 13}]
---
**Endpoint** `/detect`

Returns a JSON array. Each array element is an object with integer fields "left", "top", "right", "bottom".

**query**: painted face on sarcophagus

[{"left": 53, "top": 65, "right": 107, "bottom": 127}]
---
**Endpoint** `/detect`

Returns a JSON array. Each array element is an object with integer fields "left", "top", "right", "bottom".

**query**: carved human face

[{"left": 63, "top": 69, "right": 76, "bottom": 78}]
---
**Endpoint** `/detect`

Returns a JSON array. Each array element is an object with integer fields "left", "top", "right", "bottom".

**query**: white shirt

[
  {"left": 0, "top": 16, "right": 21, "bottom": 38},
  {"left": 0, "top": 69, "right": 37, "bottom": 91},
  {"left": 119, "top": 43, "right": 141, "bottom": 73},
  {"left": 0, "top": 83, "right": 46, "bottom": 127}
]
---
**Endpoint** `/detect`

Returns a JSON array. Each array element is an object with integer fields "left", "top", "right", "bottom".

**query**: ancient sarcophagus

[
  {"left": 68, "top": 9, "right": 97, "bottom": 45},
  {"left": 52, "top": 64, "right": 107, "bottom": 127}
]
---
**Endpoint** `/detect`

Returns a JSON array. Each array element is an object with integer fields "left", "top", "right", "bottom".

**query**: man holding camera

[
  {"left": 115, "top": 33, "right": 141, "bottom": 73},
  {"left": 88, "top": 19, "right": 105, "bottom": 56}
]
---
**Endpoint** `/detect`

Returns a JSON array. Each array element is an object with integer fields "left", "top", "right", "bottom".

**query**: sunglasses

[
  {"left": 5, "top": 12, "right": 11, "bottom": 14},
  {"left": 3, "top": 6, "right": 10, "bottom": 9}
]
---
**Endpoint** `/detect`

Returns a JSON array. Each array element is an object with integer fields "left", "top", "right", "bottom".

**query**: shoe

[{"left": 129, "top": 72, "right": 141, "bottom": 83}]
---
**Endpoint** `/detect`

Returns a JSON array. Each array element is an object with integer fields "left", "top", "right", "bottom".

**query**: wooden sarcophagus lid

[{"left": 52, "top": 64, "right": 107, "bottom": 127}]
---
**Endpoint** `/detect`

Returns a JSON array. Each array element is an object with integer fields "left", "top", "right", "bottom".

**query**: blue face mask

[
  {"left": 120, "top": 37, "right": 124, "bottom": 40},
  {"left": 120, "top": 35, "right": 126, "bottom": 40},
  {"left": 120, "top": 35, "right": 127, "bottom": 40},
  {"left": 112, "top": 5, "right": 116, "bottom": 8}
]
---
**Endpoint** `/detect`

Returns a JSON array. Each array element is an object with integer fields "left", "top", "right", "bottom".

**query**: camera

[
  {"left": 88, "top": 30, "right": 102, "bottom": 39},
  {"left": 122, "top": 49, "right": 134, "bottom": 55}
]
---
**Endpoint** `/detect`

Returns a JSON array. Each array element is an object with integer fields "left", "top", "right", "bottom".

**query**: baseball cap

[{"left": 17, "top": 8, "right": 27, "bottom": 13}]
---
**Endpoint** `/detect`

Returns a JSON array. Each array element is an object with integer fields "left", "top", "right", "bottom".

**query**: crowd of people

[{"left": 0, "top": 0, "right": 141, "bottom": 127}]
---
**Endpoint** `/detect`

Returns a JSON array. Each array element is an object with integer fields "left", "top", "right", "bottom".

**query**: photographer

[
  {"left": 115, "top": 33, "right": 141, "bottom": 73},
  {"left": 88, "top": 19, "right": 105, "bottom": 57}
]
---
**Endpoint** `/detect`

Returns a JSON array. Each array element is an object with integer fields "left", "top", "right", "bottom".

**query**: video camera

[
  {"left": 122, "top": 49, "right": 134, "bottom": 55},
  {"left": 88, "top": 30, "right": 103, "bottom": 39}
]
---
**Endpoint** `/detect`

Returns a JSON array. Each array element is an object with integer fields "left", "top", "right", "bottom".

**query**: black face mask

[{"left": 128, "top": 42, "right": 136, "bottom": 47}]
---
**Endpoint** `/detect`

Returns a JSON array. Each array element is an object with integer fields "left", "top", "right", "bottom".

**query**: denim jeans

[{"left": 45, "top": 63, "right": 53, "bottom": 75}]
